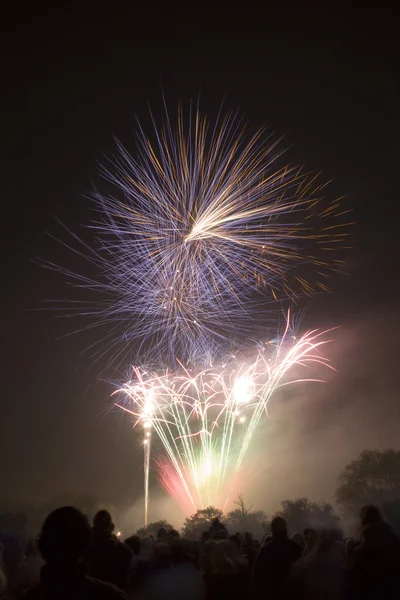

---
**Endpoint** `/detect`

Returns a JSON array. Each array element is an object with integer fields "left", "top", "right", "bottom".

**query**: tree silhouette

[
  {"left": 136, "top": 519, "right": 174, "bottom": 538},
  {"left": 336, "top": 449, "right": 400, "bottom": 518},
  {"left": 234, "top": 493, "right": 250, "bottom": 515},
  {"left": 181, "top": 506, "right": 223, "bottom": 539},
  {"left": 278, "top": 498, "right": 340, "bottom": 533},
  {"left": 225, "top": 494, "right": 268, "bottom": 537}
]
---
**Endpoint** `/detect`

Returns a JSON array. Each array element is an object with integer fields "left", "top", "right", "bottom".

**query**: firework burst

[
  {"left": 114, "top": 317, "right": 336, "bottom": 515},
  {"left": 43, "top": 104, "right": 352, "bottom": 364},
  {"left": 40, "top": 102, "right": 350, "bottom": 524}
]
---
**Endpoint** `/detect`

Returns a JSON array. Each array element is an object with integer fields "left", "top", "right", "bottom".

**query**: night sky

[{"left": 1, "top": 5, "right": 399, "bottom": 521}]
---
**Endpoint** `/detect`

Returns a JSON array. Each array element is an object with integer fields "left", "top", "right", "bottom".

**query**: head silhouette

[
  {"left": 38, "top": 506, "right": 91, "bottom": 566},
  {"left": 168, "top": 528, "right": 180, "bottom": 538},
  {"left": 93, "top": 510, "right": 114, "bottom": 535},
  {"left": 125, "top": 534, "right": 140, "bottom": 556},
  {"left": 157, "top": 527, "right": 167, "bottom": 539},
  {"left": 360, "top": 505, "right": 382, "bottom": 528},
  {"left": 271, "top": 516, "right": 287, "bottom": 538}
]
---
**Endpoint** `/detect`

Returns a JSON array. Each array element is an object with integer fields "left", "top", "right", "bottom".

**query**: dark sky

[{"left": 1, "top": 4, "right": 399, "bottom": 523}]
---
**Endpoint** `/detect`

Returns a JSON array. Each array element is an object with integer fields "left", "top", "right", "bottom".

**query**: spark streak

[
  {"left": 114, "top": 320, "right": 335, "bottom": 513},
  {"left": 41, "top": 102, "right": 349, "bottom": 520},
  {"left": 43, "top": 105, "right": 352, "bottom": 364}
]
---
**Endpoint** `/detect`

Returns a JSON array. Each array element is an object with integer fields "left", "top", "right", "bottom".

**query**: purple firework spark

[{"left": 42, "top": 104, "right": 352, "bottom": 365}]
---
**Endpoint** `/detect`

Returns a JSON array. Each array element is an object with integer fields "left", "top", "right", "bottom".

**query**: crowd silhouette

[{"left": 1, "top": 503, "right": 400, "bottom": 599}]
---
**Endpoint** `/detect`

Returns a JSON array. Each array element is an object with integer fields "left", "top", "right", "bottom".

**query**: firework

[
  {"left": 114, "top": 317, "right": 335, "bottom": 515},
  {"left": 44, "top": 104, "right": 352, "bottom": 364},
  {"left": 41, "top": 102, "right": 349, "bottom": 523}
]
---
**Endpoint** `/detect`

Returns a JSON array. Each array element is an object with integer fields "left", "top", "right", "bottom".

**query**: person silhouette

[
  {"left": 17, "top": 506, "right": 125, "bottom": 599},
  {"left": 88, "top": 510, "right": 132, "bottom": 590},
  {"left": 253, "top": 516, "right": 301, "bottom": 600},
  {"left": 347, "top": 504, "right": 400, "bottom": 600}
]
